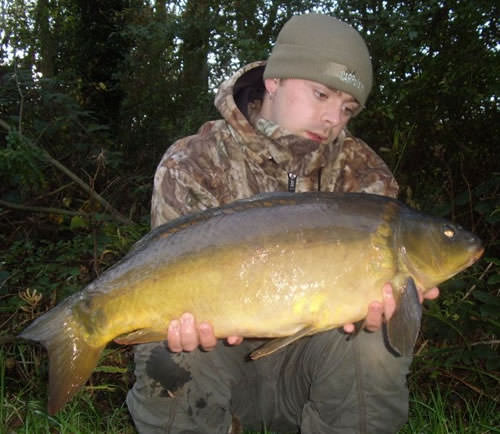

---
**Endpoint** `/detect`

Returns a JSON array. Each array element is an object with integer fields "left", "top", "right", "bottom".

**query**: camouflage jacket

[{"left": 151, "top": 61, "right": 398, "bottom": 228}]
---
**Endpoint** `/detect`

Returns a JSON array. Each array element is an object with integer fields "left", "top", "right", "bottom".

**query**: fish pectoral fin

[
  {"left": 114, "top": 328, "right": 166, "bottom": 345},
  {"left": 249, "top": 326, "right": 315, "bottom": 360},
  {"left": 384, "top": 276, "right": 423, "bottom": 357}
]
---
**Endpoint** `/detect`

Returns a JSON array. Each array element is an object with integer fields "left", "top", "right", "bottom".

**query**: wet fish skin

[{"left": 18, "top": 192, "right": 484, "bottom": 414}]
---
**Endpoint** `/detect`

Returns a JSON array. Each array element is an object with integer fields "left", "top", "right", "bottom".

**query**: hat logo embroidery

[{"left": 339, "top": 70, "right": 364, "bottom": 90}]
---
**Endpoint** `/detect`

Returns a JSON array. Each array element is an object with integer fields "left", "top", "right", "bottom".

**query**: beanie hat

[{"left": 263, "top": 14, "right": 373, "bottom": 111}]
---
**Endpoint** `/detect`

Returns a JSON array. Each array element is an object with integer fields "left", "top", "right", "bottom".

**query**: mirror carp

[{"left": 19, "top": 192, "right": 484, "bottom": 414}]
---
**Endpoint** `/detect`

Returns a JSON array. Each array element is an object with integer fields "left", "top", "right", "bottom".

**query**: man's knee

[
  {"left": 128, "top": 342, "right": 237, "bottom": 433},
  {"left": 355, "top": 329, "right": 412, "bottom": 391},
  {"left": 135, "top": 342, "right": 193, "bottom": 397},
  {"left": 294, "top": 329, "right": 411, "bottom": 432}
]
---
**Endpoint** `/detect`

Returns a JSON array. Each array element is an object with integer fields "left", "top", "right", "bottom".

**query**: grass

[
  {"left": 401, "top": 387, "right": 499, "bottom": 434},
  {"left": 1, "top": 343, "right": 498, "bottom": 434},
  {"left": 0, "top": 343, "right": 136, "bottom": 433},
  {"left": 1, "top": 387, "right": 498, "bottom": 433},
  {"left": 2, "top": 397, "right": 134, "bottom": 434}
]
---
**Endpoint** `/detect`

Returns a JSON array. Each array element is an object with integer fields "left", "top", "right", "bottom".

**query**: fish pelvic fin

[
  {"left": 249, "top": 326, "right": 315, "bottom": 360},
  {"left": 114, "top": 328, "right": 166, "bottom": 345},
  {"left": 384, "top": 277, "right": 422, "bottom": 357},
  {"left": 18, "top": 298, "right": 105, "bottom": 415}
]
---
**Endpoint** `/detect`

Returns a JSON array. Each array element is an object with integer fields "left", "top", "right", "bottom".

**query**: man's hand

[
  {"left": 167, "top": 284, "right": 441, "bottom": 350},
  {"left": 343, "top": 283, "right": 440, "bottom": 333},
  {"left": 167, "top": 312, "right": 243, "bottom": 352}
]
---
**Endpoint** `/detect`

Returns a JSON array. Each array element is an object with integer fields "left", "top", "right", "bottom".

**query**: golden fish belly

[{"left": 85, "top": 229, "right": 395, "bottom": 343}]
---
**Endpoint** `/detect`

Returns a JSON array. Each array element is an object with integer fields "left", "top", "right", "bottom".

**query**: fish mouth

[
  {"left": 448, "top": 246, "right": 485, "bottom": 281},
  {"left": 470, "top": 247, "right": 485, "bottom": 265}
]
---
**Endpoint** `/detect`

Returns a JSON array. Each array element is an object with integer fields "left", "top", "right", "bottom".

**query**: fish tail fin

[
  {"left": 18, "top": 299, "right": 105, "bottom": 414},
  {"left": 384, "top": 277, "right": 422, "bottom": 357}
]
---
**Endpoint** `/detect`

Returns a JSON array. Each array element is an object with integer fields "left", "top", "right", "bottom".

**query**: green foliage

[
  {"left": 344, "top": 0, "right": 499, "bottom": 206},
  {"left": 0, "top": 347, "right": 135, "bottom": 433},
  {"left": 408, "top": 174, "right": 500, "bottom": 412},
  {"left": 401, "top": 386, "right": 499, "bottom": 433},
  {"left": 0, "top": 220, "right": 148, "bottom": 317},
  {"left": 0, "top": 130, "right": 46, "bottom": 198},
  {"left": 0, "top": 217, "right": 146, "bottom": 431}
]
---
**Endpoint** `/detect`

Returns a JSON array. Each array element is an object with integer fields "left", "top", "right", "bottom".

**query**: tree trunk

[
  {"left": 35, "top": 0, "right": 56, "bottom": 77},
  {"left": 180, "top": 0, "right": 210, "bottom": 99}
]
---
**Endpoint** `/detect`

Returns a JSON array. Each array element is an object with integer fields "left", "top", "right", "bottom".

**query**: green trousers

[{"left": 126, "top": 328, "right": 412, "bottom": 433}]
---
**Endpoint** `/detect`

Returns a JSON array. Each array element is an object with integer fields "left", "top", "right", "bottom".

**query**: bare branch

[
  {"left": 461, "top": 262, "right": 494, "bottom": 301},
  {"left": 0, "top": 119, "right": 134, "bottom": 225},
  {"left": 0, "top": 199, "right": 89, "bottom": 217}
]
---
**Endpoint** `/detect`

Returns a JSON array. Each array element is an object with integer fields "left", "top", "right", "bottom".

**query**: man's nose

[{"left": 321, "top": 102, "right": 342, "bottom": 125}]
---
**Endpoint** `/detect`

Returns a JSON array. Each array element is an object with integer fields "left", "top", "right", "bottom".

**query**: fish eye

[{"left": 443, "top": 225, "right": 455, "bottom": 239}]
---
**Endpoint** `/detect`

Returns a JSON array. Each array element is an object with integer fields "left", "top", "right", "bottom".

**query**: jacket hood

[{"left": 214, "top": 61, "right": 343, "bottom": 177}]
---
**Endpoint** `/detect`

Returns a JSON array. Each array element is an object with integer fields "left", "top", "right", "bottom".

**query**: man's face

[{"left": 263, "top": 78, "right": 360, "bottom": 144}]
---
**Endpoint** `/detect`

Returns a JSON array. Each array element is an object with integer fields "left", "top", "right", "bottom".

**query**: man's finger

[
  {"left": 424, "top": 287, "right": 440, "bottom": 300},
  {"left": 342, "top": 323, "right": 355, "bottom": 334},
  {"left": 167, "top": 319, "right": 182, "bottom": 352},
  {"left": 364, "top": 301, "right": 383, "bottom": 332},
  {"left": 226, "top": 336, "right": 244, "bottom": 346},
  {"left": 383, "top": 283, "right": 396, "bottom": 321},
  {"left": 180, "top": 312, "right": 199, "bottom": 351},
  {"left": 199, "top": 321, "right": 218, "bottom": 351}
]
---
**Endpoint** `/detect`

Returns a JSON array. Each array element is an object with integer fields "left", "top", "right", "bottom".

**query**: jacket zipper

[
  {"left": 288, "top": 169, "right": 322, "bottom": 192},
  {"left": 287, "top": 172, "right": 297, "bottom": 192}
]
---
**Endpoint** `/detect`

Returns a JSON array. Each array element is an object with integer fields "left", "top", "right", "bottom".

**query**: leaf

[
  {"left": 443, "top": 278, "right": 466, "bottom": 291},
  {"left": 94, "top": 365, "right": 128, "bottom": 374},
  {"left": 487, "top": 273, "right": 500, "bottom": 285},
  {"left": 480, "top": 304, "right": 500, "bottom": 318},
  {"left": 472, "top": 290, "right": 500, "bottom": 306},
  {"left": 70, "top": 215, "right": 88, "bottom": 230},
  {"left": 0, "top": 270, "right": 9, "bottom": 285},
  {"left": 486, "top": 212, "right": 500, "bottom": 225},
  {"left": 484, "top": 257, "right": 500, "bottom": 265}
]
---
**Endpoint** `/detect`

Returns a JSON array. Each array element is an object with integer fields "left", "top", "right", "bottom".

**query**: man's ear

[{"left": 264, "top": 78, "right": 279, "bottom": 94}]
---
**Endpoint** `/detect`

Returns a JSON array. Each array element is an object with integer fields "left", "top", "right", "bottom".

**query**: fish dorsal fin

[
  {"left": 114, "top": 328, "right": 166, "bottom": 345},
  {"left": 384, "top": 277, "right": 422, "bottom": 357},
  {"left": 249, "top": 326, "right": 315, "bottom": 360}
]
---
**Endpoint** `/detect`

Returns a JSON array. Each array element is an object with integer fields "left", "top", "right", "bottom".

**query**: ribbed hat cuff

[{"left": 263, "top": 45, "right": 369, "bottom": 112}]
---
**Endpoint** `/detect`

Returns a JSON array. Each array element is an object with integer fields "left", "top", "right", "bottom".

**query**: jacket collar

[{"left": 214, "top": 61, "right": 344, "bottom": 176}]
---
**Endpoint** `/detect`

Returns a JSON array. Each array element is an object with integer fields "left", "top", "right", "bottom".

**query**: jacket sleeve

[
  {"left": 336, "top": 135, "right": 399, "bottom": 198},
  {"left": 150, "top": 136, "right": 222, "bottom": 229}
]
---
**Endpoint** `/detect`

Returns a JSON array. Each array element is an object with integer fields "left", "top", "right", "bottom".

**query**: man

[{"left": 127, "top": 14, "right": 439, "bottom": 433}]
